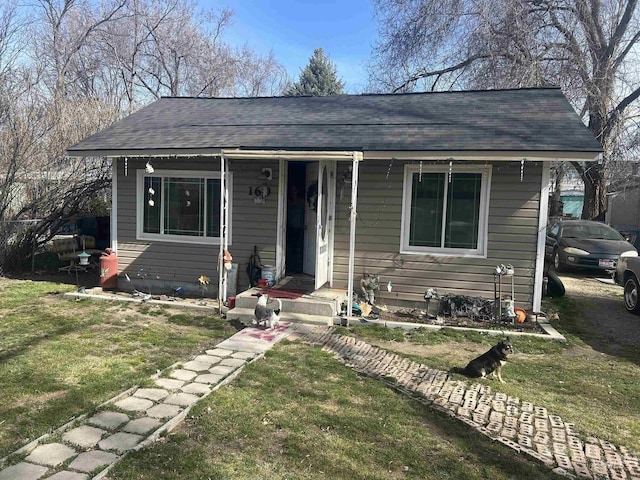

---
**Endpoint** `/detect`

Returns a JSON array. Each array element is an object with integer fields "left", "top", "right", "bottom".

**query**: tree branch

[
  {"left": 392, "top": 53, "right": 491, "bottom": 92},
  {"left": 605, "top": 86, "right": 640, "bottom": 137}
]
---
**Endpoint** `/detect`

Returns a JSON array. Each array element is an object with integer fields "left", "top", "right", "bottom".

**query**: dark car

[
  {"left": 545, "top": 220, "right": 638, "bottom": 272},
  {"left": 614, "top": 254, "right": 640, "bottom": 314}
]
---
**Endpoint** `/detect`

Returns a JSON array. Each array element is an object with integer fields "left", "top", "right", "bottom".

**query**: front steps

[{"left": 225, "top": 287, "right": 346, "bottom": 326}]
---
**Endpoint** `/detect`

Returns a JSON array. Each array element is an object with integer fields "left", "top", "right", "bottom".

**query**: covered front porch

[{"left": 217, "top": 149, "right": 363, "bottom": 321}]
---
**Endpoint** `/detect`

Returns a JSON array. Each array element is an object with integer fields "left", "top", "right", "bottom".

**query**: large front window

[
  {"left": 401, "top": 164, "right": 490, "bottom": 255},
  {"left": 137, "top": 170, "right": 228, "bottom": 244}
]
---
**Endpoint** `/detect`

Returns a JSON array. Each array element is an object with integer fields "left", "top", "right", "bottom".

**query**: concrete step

[
  {"left": 234, "top": 288, "right": 341, "bottom": 317},
  {"left": 225, "top": 307, "right": 335, "bottom": 326}
]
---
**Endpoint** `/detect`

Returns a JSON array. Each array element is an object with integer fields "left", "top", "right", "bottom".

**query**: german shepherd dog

[{"left": 459, "top": 337, "right": 514, "bottom": 383}]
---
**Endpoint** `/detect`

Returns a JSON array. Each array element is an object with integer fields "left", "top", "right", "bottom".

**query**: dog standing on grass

[
  {"left": 254, "top": 294, "right": 281, "bottom": 329},
  {"left": 458, "top": 337, "right": 514, "bottom": 384}
]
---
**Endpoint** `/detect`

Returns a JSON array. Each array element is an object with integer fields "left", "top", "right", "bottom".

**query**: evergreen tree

[{"left": 286, "top": 48, "right": 344, "bottom": 96}]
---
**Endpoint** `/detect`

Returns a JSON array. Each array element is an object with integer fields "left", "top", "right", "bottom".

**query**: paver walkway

[
  {"left": 3, "top": 323, "right": 639, "bottom": 480},
  {"left": 299, "top": 327, "right": 640, "bottom": 480},
  {"left": 0, "top": 323, "right": 295, "bottom": 480}
]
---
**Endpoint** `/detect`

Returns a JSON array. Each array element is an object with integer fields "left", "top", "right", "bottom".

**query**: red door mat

[
  {"left": 239, "top": 323, "right": 291, "bottom": 342},
  {"left": 258, "top": 288, "right": 306, "bottom": 299}
]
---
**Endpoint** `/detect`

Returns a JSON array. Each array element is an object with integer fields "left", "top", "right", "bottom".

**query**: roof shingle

[{"left": 68, "top": 88, "right": 602, "bottom": 156}]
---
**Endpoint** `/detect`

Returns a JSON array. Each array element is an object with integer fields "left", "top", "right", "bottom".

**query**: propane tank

[{"left": 99, "top": 248, "right": 118, "bottom": 290}]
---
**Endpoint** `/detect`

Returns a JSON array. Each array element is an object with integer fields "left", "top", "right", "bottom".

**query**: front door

[{"left": 314, "top": 160, "right": 336, "bottom": 289}]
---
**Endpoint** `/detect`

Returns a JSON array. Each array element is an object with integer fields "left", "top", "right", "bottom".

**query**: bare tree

[
  {"left": 0, "top": 0, "right": 121, "bottom": 273},
  {"left": 0, "top": 0, "right": 290, "bottom": 273},
  {"left": 370, "top": 0, "right": 640, "bottom": 220},
  {"left": 234, "top": 47, "right": 289, "bottom": 97}
]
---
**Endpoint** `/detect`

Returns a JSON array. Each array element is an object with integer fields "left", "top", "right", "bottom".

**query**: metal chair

[{"left": 52, "top": 237, "right": 87, "bottom": 273}]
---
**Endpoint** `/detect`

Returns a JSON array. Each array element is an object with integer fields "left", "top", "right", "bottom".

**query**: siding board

[
  {"left": 115, "top": 157, "right": 280, "bottom": 294},
  {"left": 332, "top": 159, "right": 542, "bottom": 308},
  {"left": 115, "top": 157, "right": 543, "bottom": 308}
]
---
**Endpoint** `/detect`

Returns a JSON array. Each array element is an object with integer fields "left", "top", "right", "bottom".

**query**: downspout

[
  {"left": 533, "top": 161, "right": 551, "bottom": 312},
  {"left": 218, "top": 153, "right": 228, "bottom": 311},
  {"left": 346, "top": 152, "right": 362, "bottom": 321}
]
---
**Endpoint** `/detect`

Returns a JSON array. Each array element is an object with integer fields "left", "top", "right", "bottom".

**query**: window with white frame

[
  {"left": 137, "top": 170, "right": 230, "bottom": 244},
  {"left": 401, "top": 164, "right": 490, "bottom": 256}
]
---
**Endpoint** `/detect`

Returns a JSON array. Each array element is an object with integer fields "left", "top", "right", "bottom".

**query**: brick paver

[{"left": 300, "top": 327, "right": 640, "bottom": 480}]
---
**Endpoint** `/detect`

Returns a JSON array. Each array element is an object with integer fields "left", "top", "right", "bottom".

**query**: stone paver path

[
  {"left": 0, "top": 323, "right": 293, "bottom": 480},
  {"left": 300, "top": 327, "right": 640, "bottom": 480}
]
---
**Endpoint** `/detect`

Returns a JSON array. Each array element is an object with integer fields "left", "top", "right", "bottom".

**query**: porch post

[
  {"left": 346, "top": 152, "right": 362, "bottom": 320},
  {"left": 533, "top": 161, "right": 551, "bottom": 312},
  {"left": 218, "top": 153, "right": 229, "bottom": 309}
]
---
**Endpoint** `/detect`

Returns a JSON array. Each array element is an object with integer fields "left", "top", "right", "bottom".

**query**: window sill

[
  {"left": 399, "top": 249, "right": 487, "bottom": 258},
  {"left": 137, "top": 234, "right": 225, "bottom": 246}
]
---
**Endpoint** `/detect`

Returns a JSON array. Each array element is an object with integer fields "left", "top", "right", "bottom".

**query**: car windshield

[{"left": 562, "top": 225, "right": 622, "bottom": 240}]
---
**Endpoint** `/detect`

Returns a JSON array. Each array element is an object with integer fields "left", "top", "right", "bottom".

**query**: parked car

[
  {"left": 545, "top": 220, "right": 638, "bottom": 272},
  {"left": 614, "top": 255, "right": 640, "bottom": 314}
]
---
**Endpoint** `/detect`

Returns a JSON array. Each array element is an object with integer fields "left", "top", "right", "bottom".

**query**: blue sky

[{"left": 220, "top": 0, "right": 377, "bottom": 93}]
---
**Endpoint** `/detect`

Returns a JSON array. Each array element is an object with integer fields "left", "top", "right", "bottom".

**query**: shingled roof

[{"left": 68, "top": 88, "right": 602, "bottom": 157}]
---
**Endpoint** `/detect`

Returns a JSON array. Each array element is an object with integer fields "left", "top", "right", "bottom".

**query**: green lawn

[
  {"left": 3, "top": 277, "right": 638, "bottom": 479},
  {"left": 0, "top": 279, "right": 235, "bottom": 459},
  {"left": 108, "top": 342, "right": 557, "bottom": 480},
  {"left": 331, "top": 294, "right": 640, "bottom": 453}
]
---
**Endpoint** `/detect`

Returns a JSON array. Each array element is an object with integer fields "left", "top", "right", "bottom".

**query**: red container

[
  {"left": 227, "top": 296, "right": 236, "bottom": 309},
  {"left": 258, "top": 278, "right": 269, "bottom": 288},
  {"left": 99, "top": 248, "right": 118, "bottom": 290}
]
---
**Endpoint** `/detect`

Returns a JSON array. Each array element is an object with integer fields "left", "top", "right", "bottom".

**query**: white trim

[
  {"left": 70, "top": 149, "right": 600, "bottom": 163},
  {"left": 400, "top": 164, "right": 491, "bottom": 257},
  {"left": 221, "top": 149, "right": 359, "bottom": 161},
  {"left": 533, "top": 162, "right": 551, "bottom": 312},
  {"left": 364, "top": 151, "right": 600, "bottom": 162},
  {"left": 327, "top": 161, "right": 337, "bottom": 287},
  {"left": 276, "top": 159, "right": 287, "bottom": 280},
  {"left": 135, "top": 169, "right": 232, "bottom": 245},
  {"left": 111, "top": 159, "right": 118, "bottom": 253},
  {"left": 219, "top": 154, "right": 228, "bottom": 303},
  {"left": 346, "top": 152, "right": 362, "bottom": 318}
]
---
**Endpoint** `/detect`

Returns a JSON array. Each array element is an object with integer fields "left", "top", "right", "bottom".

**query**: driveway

[{"left": 556, "top": 272, "right": 640, "bottom": 348}]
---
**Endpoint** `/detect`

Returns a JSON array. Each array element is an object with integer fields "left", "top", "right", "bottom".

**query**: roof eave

[
  {"left": 363, "top": 150, "right": 602, "bottom": 162},
  {"left": 67, "top": 147, "right": 602, "bottom": 163}
]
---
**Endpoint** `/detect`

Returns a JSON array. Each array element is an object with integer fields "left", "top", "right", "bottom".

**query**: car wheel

[
  {"left": 623, "top": 275, "right": 640, "bottom": 314},
  {"left": 546, "top": 270, "right": 565, "bottom": 297},
  {"left": 553, "top": 248, "right": 566, "bottom": 272}
]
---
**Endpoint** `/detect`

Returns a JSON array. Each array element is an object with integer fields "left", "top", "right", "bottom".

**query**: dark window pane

[
  {"left": 207, "top": 179, "right": 221, "bottom": 238},
  {"left": 143, "top": 177, "right": 161, "bottom": 234},
  {"left": 409, "top": 173, "right": 444, "bottom": 247},
  {"left": 164, "top": 177, "right": 204, "bottom": 236},
  {"left": 444, "top": 173, "right": 481, "bottom": 249}
]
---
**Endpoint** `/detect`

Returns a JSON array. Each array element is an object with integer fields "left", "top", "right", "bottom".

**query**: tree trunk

[
  {"left": 581, "top": 163, "right": 607, "bottom": 220},
  {"left": 549, "top": 167, "right": 565, "bottom": 218}
]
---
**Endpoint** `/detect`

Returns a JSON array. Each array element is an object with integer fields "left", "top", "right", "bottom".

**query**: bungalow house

[{"left": 67, "top": 88, "right": 601, "bottom": 316}]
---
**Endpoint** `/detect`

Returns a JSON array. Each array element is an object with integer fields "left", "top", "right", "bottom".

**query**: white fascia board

[
  {"left": 363, "top": 151, "right": 601, "bottom": 162},
  {"left": 221, "top": 149, "right": 360, "bottom": 161}
]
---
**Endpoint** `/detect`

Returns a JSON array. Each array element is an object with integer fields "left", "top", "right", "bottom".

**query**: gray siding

[
  {"left": 115, "top": 157, "right": 279, "bottom": 295},
  {"left": 114, "top": 156, "right": 543, "bottom": 308},
  {"left": 332, "top": 160, "right": 542, "bottom": 309}
]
